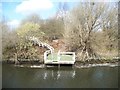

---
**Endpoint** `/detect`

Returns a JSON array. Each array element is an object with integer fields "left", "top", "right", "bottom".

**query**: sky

[
  {"left": 0, "top": 0, "right": 119, "bottom": 29},
  {"left": 1, "top": 0, "right": 78, "bottom": 29}
]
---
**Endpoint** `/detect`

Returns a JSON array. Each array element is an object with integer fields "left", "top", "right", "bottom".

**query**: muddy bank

[
  {"left": 2, "top": 59, "right": 43, "bottom": 64},
  {"left": 2, "top": 58, "right": 119, "bottom": 69},
  {"left": 74, "top": 59, "right": 119, "bottom": 68},
  {"left": 75, "top": 62, "right": 118, "bottom": 68},
  {"left": 14, "top": 61, "right": 119, "bottom": 69},
  {"left": 14, "top": 62, "right": 119, "bottom": 69}
]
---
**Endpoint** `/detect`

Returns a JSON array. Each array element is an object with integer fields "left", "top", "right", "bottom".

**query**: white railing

[
  {"left": 58, "top": 52, "right": 75, "bottom": 62},
  {"left": 44, "top": 51, "right": 75, "bottom": 64},
  {"left": 28, "top": 36, "right": 54, "bottom": 63},
  {"left": 44, "top": 50, "right": 51, "bottom": 62},
  {"left": 28, "top": 36, "right": 76, "bottom": 64},
  {"left": 29, "top": 36, "right": 54, "bottom": 53}
]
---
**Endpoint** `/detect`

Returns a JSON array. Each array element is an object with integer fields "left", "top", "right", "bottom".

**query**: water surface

[{"left": 2, "top": 64, "right": 118, "bottom": 88}]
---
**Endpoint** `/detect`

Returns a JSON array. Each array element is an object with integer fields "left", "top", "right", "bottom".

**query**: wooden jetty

[
  {"left": 44, "top": 51, "right": 75, "bottom": 65},
  {"left": 29, "top": 36, "right": 76, "bottom": 65}
]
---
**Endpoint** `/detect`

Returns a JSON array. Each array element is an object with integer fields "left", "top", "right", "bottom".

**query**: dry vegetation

[{"left": 1, "top": 2, "right": 119, "bottom": 63}]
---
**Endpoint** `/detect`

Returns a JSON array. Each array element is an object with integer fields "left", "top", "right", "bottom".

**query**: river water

[{"left": 2, "top": 63, "right": 118, "bottom": 88}]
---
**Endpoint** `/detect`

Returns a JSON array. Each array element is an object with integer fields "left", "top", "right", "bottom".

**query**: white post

[
  {"left": 44, "top": 51, "right": 47, "bottom": 63},
  {"left": 73, "top": 52, "right": 75, "bottom": 63},
  {"left": 57, "top": 50, "right": 60, "bottom": 62}
]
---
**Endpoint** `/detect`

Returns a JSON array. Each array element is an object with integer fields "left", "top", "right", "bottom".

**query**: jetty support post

[{"left": 14, "top": 53, "right": 19, "bottom": 65}]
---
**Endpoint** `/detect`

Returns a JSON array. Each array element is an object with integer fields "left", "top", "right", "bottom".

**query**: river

[{"left": 2, "top": 63, "right": 118, "bottom": 88}]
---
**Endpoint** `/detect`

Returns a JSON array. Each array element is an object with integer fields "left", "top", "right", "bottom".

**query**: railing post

[
  {"left": 73, "top": 52, "right": 75, "bottom": 62},
  {"left": 57, "top": 51, "right": 60, "bottom": 62},
  {"left": 44, "top": 51, "right": 47, "bottom": 64}
]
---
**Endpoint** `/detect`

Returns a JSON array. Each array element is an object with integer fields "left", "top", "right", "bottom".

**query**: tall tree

[
  {"left": 40, "top": 18, "right": 64, "bottom": 41},
  {"left": 64, "top": 2, "right": 118, "bottom": 61}
]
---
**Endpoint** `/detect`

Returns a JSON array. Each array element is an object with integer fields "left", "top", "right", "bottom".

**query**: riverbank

[
  {"left": 75, "top": 62, "right": 118, "bottom": 68},
  {"left": 75, "top": 59, "right": 119, "bottom": 68},
  {"left": 13, "top": 62, "right": 119, "bottom": 69},
  {"left": 6, "top": 61, "right": 119, "bottom": 69},
  {"left": 2, "top": 58, "right": 119, "bottom": 69}
]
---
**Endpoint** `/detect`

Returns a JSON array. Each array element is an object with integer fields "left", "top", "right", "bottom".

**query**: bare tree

[{"left": 64, "top": 2, "right": 118, "bottom": 61}]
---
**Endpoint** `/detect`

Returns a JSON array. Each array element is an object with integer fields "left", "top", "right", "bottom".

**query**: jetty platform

[{"left": 44, "top": 52, "right": 75, "bottom": 65}]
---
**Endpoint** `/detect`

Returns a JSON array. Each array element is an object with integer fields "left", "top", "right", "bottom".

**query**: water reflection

[
  {"left": 72, "top": 70, "right": 75, "bottom": 78},
  {"left": 32, "top": 67, "right": 76, "bottom": 81},
  {"left": 42, "top": 68, "right": 76, "bottom": 80},
  {"left": 43, "top": 72, "right": 47, "bottom": 80},
  {"left": 57, "top": 71, "right": 60, "bottom": 79}
]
